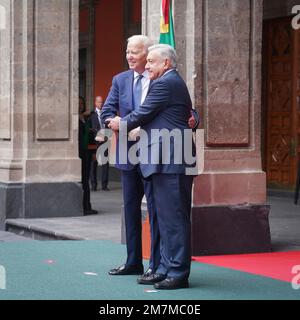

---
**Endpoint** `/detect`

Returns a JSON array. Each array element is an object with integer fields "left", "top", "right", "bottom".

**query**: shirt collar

[
  {"left": 134, "top": 70, "right": 149, "bottom": 80},
  {"left": 162, "top": 68, "right": 176, "bottom": 77}
]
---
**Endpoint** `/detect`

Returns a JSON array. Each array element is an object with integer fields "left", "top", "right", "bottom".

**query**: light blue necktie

[{"left": 133, "top": 74, "right": 143, "bottom": 110}]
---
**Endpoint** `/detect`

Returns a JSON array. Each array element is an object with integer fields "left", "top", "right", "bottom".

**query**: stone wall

[
  {"left": 0, "top": 0, "right": 80, "bottom": 184},
  {"left": 0, "top": 0, "right": 11, "bottom": 141},
  {"left": 0, "top": 0, "right": 83, "bottom": 225}
]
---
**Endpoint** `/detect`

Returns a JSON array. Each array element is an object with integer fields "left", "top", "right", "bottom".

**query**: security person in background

[
  {"left": 89, "top": 95, "right": 110, "bottom": 191},
  {"left": 78, "top": 96, "right": 98, "bottom": 215}
]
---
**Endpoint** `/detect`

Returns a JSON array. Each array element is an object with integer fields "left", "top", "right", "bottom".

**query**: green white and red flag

[{"left": 159, "top": 0, "right": 175, "bottom": 48}]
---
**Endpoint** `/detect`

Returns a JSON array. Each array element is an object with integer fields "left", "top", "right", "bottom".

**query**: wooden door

[{"left": 265, "top": 17, "right": 299, "bottom": 188}]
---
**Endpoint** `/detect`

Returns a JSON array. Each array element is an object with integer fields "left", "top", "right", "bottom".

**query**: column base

[
  {"left": 0, "top": 182, "right": 83, "bottom": 229},
  {"left": 191, "top": 204, "right": 271, "bottom": 256}
]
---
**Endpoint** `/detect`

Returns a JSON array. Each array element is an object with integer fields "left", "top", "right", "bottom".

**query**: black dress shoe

[
  {"left": 154, "top": 277, "right": 189, "bottom": 290},
  {"left": 137, "top": 273, "right": 166, "bottom": 285},
  {"left": 136, "top": 268, "right": 153, "bottom": 283},
  {"left": 108, "top": 264, "right": 144, "bottom": 276},
  {"left": 92, "top": 185, "right": 97, "bottom": 191},
  {"left": 84, "top": 209, "right": 98, "bottom": 215},
  {"left": 102, "top": 187, "right": 110, "bottom": 191}
]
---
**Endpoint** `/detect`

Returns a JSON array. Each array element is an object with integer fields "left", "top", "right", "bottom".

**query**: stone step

[
  {"left": 5, "top": 219, "right": 83, "bottom": 241},
  {"left": 0, "top": 231, "right": 34, "bottom": 242}
]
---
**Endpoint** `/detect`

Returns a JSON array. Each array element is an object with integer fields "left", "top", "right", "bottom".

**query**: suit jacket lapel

[{"left": 147, "top": 80, "right": 153, "bottom": 95}]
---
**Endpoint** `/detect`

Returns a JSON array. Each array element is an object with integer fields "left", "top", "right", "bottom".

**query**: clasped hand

[
  {"left": 106, "top": 112, "right": 197, "bottom": 132},
  {"left": 106, "top": 116, "right": 121, "bottom": 131}
]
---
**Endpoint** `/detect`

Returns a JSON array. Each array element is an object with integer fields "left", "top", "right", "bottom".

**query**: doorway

[
  {"left": 263, "top": 17, "right": 300, "bottom": 189},
  {"left": 79, "top": 48, "right": 87, "bottom": 98},
  {"left": 79, "top": 0, "right": 141, "bottom": 109}
]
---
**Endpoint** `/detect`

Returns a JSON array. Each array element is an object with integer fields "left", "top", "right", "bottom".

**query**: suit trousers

[
  {"left": 152, "top": 173, "right": 194, "bottom": 280},
  {"left": 121, "top": 165, "right": 160, "bottom": 270},
  {"left": 90, "top": 159, "right": 109, "bottom": 189},
  {"left": 80, "top": 150, "right": 92, "bottom": 211}
]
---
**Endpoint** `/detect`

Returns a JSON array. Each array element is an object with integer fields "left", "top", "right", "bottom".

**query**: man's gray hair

[
  {"left": 148, "top": 44, "right": 178, "bottom": 69},
  {"left": 127, "top": 35, "right": 154, "bottom": 52}
]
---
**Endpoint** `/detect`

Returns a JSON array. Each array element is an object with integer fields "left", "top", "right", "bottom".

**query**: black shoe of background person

[
  {"left": 84, "top": 209, "right": 98, "bottom": 215},
  {"left": 92, "top": 185, "right": 97, "bottom": 191},
  {"left": 154, "top": 277, "right": 189, "bottom": 290},
  {"left": 102, "top": 187, "right": 110, "bottom": 191},
  {"left": 108, "top": 264, "right": 144, "bottom": 276},
  {"left": 137, "top": 273, "right": 166, "bottom": 285}
]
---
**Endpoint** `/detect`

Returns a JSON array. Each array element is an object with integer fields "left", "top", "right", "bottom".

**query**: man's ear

[{"left": 164, "top": 58, "right": 171, "bottom": 70}]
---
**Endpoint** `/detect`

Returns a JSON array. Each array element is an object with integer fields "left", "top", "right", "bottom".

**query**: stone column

[
  {"left": 143, "top": 0, "right": 271, "bottom": 255},
  {"left": 0, "top": 0, "right": 82, "bottom": 229}
]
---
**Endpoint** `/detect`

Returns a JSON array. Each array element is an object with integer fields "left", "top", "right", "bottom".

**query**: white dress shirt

[{"left": 133, "top": 70, "right": 150, "bottom": 105}]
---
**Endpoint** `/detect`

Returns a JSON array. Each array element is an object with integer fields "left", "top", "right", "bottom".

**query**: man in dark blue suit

[{"left": 107, "top": 44, "right": 196, "bottom": 290}]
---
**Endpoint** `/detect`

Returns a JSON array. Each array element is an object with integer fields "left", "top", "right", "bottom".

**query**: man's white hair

[
  {"left": 127, "top": 35, "right": 154, "bottom": 52},
  {"left": 148, "top": 44, "right": 178, "bottom": 68}
]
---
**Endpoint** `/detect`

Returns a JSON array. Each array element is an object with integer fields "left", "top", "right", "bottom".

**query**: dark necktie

[
  {"left": 97, "top": 111, "right": 102, "bottom": 128},
  {"left": 133, "top": 74, "right": 143, "bottom": 110}
]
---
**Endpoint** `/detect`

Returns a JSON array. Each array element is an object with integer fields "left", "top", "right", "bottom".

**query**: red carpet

[{"left": 192, "top": 251, "right": 300, "bottom": 283}]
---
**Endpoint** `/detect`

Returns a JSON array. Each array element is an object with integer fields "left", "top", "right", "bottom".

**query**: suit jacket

[
  {"left": 78, "top": 116, "right": 92, "bottom": 158},
  {"left": 90, "top": 110, "right": 103, "bottom": 132},
  {"left": 122, "top": 69, "right": 196, "bottom": 178},
  {"left": 101, "top": 70, "right": 143, "bottom": 170},
  {"left": 90, "top": 110, "right": 109, "bottom": 150}
]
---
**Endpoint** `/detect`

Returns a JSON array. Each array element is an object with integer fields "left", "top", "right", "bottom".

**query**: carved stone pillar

[
  {"left": 0, "top": 0, "right": 82, "bottom": 229},
  {"left": 143, "top": 0, "right": 271, "bottom": 255}
]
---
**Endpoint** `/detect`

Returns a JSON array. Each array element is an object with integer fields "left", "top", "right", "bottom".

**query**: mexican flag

[{"left": 159, "top": 0, "right": 175, "bottom": 48}]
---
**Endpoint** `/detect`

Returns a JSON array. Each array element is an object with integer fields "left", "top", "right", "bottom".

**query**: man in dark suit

[
  {"left": 90, "top": 96, "right": 110, "bottom": 191},
  {"left": 107, "top": 44, "right": 196, "bottom": 290},
  {"left": 101, "top": 35, "right": 161, "bottom": 278},
  {"left": 78, "top": 96, "right": 98, "bottom": 216}
]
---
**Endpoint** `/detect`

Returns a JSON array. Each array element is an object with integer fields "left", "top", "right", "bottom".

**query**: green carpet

[{"left": 0, "top": 240, "right": 299, "bottom": 300}]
